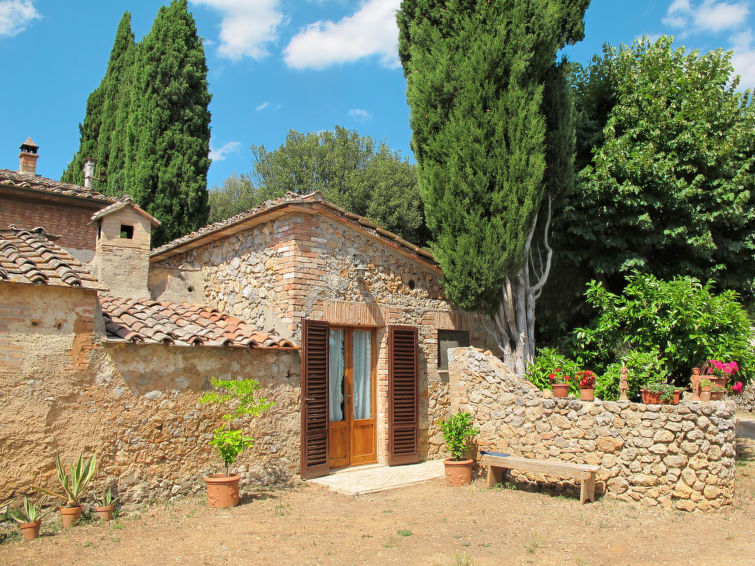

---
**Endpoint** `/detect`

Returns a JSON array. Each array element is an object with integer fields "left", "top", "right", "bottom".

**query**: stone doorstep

[{"left": 308, "top": 459, "right": 445, "bottom": 496}]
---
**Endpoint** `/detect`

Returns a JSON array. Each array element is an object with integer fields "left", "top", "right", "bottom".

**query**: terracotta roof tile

[
  {"left": 150, "top": 191, "right": 437, "bottom": 268},
  {"left": 0, "top": 227, "right": 105, "bottom": 290},
  {"left": 99, "top": 296, "right": 298, "bottom": 350},
  {"left": 0, "top": 169, "right": 114, "bottom": 203}
]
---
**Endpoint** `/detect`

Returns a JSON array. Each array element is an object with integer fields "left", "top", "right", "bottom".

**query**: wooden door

[
  {"left": 388, "top": 326, "right": 419, "bottom": 465},
  {"left": 301, "top": 320, "right": 329, "bottom": 479},
  {"left": 328, "top": 328, "right": 377, "bottom": 468}
]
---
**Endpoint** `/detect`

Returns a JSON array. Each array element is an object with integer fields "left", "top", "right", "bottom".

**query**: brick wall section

[
  {"left": 154, "top": 211, "right": 495, "bottom": 464},
  {"left": 0, "top": 195, "right": 99, "bottom": 255},
  {"left": 449, "top": 347, "right": 737, "bottom": 512}
]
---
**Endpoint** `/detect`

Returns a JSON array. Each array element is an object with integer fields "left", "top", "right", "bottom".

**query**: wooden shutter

[
  {"left": 388, "top": 326, "right": 419, "bottom": 465},
  {"left": 301, "top": 320, "right": 329, "bottom": 479}
]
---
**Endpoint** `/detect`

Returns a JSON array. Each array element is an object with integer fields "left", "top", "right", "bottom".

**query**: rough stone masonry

[{"left": 448, "top": 347, "right": 737, "bottom": 511}]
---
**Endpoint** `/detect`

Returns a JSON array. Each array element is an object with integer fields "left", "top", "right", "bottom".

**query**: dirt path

[{"left": 2, "top": 437, "right": 753, "bottom": 566}]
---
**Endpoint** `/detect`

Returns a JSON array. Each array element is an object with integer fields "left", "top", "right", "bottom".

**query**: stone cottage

[{"left": 148, "top": 191, "right": 493, "bottom": 478}]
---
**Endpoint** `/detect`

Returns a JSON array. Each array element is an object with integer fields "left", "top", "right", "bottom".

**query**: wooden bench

[{"left": 481, "top": 453, "right": 600, "bottom": 504}]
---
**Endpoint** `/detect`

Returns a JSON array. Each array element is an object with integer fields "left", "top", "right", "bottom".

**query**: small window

[
  {"left": 438, "top": 329, "right": 470, "bottom": 370},
  {"left": 120, "top": 224, "right": 134, "bottom": 239}
]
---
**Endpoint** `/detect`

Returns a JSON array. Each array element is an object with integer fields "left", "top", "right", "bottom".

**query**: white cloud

[
  {"left": 191, "top": 0, "right": 283, "bottom": 61},
  {"left": 731, "top": 28, "right": 755, "bottom": 87},
  {"left": 209, "top": 141, "right": 241, "bottom": 161},
  {"left": 662, "top": 0, "right": 749, "bottom": 33},
  {"left": 256, "top": 101, "right": 270, "bottom": 111},
  {"left": 283, "top": 0, "right": 401, "bottom": 70},
  {"left": 0, "top": 0, "right": 40, "bottom": 37},
  {"left": 348, "top": 108, "right": 371, "bottom": 120}
]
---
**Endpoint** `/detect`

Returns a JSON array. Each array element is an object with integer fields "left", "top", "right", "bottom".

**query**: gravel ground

[{"left": 2, "top": 434, "right": 753, "bottom": 566}]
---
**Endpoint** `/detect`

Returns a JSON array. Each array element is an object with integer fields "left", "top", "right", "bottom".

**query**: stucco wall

[
  {"left": 0, "top": 283, "right": 301, "bottom": 504},
  {"left": 449, "top": 347, "right": 737, "bottom": 511}
]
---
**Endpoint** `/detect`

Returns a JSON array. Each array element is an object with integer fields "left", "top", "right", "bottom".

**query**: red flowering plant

[
  {"left": 577, "top": 370, "right": 596, "bottom": 390},
  {"left": 701, "top": 359, "right": 740, "bottom": 392},
  {"left": 547, "top": 368, "right": 571, "bottom": 385}
]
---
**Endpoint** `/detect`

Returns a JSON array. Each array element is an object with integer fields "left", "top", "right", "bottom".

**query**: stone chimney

[
  {"left": 18, "top": 137, "right": 39, "bottom": 175},
  {"left": 83, "top": 158, "right": 96, "bottom": 189},
  {"left": 90, "top": 195, "right": 160, "bottom": 299}
]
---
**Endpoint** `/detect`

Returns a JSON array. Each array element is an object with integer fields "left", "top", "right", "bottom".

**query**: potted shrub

[
  {"left": 10, "top": 497, "right": 52, "bottom": 541},
  {"left": 641, "top": 382, "right": 664, "bottom": 404},
  {"left": 95, "top": 487, "right": 118, "bottom": 522},
  {"left": 700, "top": 378, "right": 713, "bottom": 402},
  {"left": 547, "top": 368, "right": 571, "bottom": 398},
  {"left": 701, "top": 359, "right": 739, "bottom": 389},
  {"left": 577, "top": 370, "right": 596, "bottom": 401},
  {"left": 439, "top": 411, "right": 479, "bottom": 486},
  {"left": 711, "top": 386, "right": 726, "bottom": 401},
  {"left": 36, "top": 453, "right": 96, "bottom": 528},
  {"left": 199, "top": 378, "right": 274, "bottom": 508}
]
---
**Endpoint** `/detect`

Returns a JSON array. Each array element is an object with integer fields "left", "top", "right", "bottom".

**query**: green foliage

[
  {"left": 199, "top": 378, "right": 274, "bottom": 475},
  {"left": 594, "top": 349, "right": 668, "bottom": 401},
  {"left": 439, "top": 411, "right": 479, "bottom": 461},
  {"left": 398, "top": 0, "right": 589, "bottom": 313},
  {"left": 547, "top": 36, "right": 755, "bottom": 337},
  {"left": 37, "top": 453, "right": 97, "bottom": 507},
  {"left": 125, "top": 0, "right": 211, "bottom": 246},
  {"left": 97, "top": 487, "right": 118, "bottom": 507},
  {"left": 10, "top": 497, "right": 51, "bottom": 524},
  {"left": 575, "top": 272, "right": 754, "bottom": 385},
  {"left": 248, "top": 126, "right": 428, "bottom": 245},
  {"left": 525, "top": 347, "right": 580, "bottom": 393},
  {"left": 208, "top": 173, "right": 263, "bottom": 223}
]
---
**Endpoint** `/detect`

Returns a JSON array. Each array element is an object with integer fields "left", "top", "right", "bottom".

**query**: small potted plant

[
  {"left": 711, "top": 386, "right": 726, "bottom": 401},
  {"left": 577, "top": 370, "right": 596, "bottom": 401},
  {"left": 642, "top": 382, "right": 664, "bottom": 404},
  {"left": 10, "top": 497, "right": 52, "bottom": 541},
  {"left": 700, "top": 378, "right": 713, "bottom": 402},
  {"left": 95, "top": 487, "right": 118, "bottom": 522},
  {"left": 36, "top": 453, "right": 96, "bottom": 528},
  {"left": 547, "top": 368, "right": 571, "bottom": 398},
  {"left": 199, "top": 378, "right": 274, "bottom": 508},
  {"left": 700, "top": 359, "right": 738, "bottom": 389},
  {"left": 439, "top": 411, "right": 479, "bottom": 486}
]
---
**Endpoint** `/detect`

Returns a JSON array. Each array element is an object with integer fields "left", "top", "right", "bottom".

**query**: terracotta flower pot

[
  {"left": 96, "top": 504, "right": 115, "bottom": 522},
  {"left": 59, "top": 505, "right": 83, "bottom": 528},
  {"left": 444, "top": 458, "right": 474, "bottom": 486},
  {"left": 19, "top": 520, "right": 42, "bottom": 541},
  {"left": 672, "top": 389, "right": 682, "bottom": 405},
  {"left": 711, "top": 390, "right": 725, "bottom": 401},
  {"left": 700, "top": 387, "right": 712, "bottom": 402},
  {"left": 710, "top": 377, "right": 727, "bottom": 389},
  {"left": 552, "top": 384, "right": 569, "bottom": 398},
  {"left": 205, "top": 473, "right": 241, "bottom": 508},
  {"left": 580, "top": 388, "right": 594, "bottom": 401}
]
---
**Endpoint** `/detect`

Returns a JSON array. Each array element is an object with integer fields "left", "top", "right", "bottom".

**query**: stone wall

[
  {"left": 153, "top": 211, "right": 495, "bottom": 463},
  {"left": 728, "top": 384, "right": 755, "bottom": 414},
  {"left": 0, "top": 284, "right": 301, "bottom": 504},
  {"left": 448, "top": 347, "right": 737, "bottom": 511}
]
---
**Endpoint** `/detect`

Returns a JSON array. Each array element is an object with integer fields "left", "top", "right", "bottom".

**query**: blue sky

[{"left": 1, "top": 0, "right": 753, "bottom": 189}]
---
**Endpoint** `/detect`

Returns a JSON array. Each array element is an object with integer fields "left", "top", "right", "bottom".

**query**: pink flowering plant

[{"left": 702, "top": 359, "right": 744, "bottom": 394}]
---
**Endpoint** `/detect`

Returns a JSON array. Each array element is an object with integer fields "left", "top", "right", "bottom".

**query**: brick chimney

[{"left": 18, "top": 137, "right": 39, "bottom": 175}]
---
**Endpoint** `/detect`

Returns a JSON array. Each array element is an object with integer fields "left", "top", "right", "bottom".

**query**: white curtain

[
  {"left": 328, "top": 329, "right": 345, "bottom": 421},
  {"left": 353, "top": 330, "right": 372, "bottom": 420}
]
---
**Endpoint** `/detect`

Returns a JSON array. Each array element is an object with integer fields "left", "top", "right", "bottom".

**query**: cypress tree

[
  {"left": 124, "top": 0, "right": 211, "bottom": 246},
  {"left": 61, "top": 12, "right": 134, "bottom": 190},
  {"left": 398, "top": 0, "right": 588, "bottom": 372}
]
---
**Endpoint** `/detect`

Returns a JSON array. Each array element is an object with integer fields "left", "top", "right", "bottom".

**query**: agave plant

[
  {"left": 36, "top": 453, "right": 97, "bottom": 507},
  {"left": 97, "top": 487, "right": 119, "bottom": 507},
  {"left": 10, "top": 497, "right": 52, "bottom": 524}
]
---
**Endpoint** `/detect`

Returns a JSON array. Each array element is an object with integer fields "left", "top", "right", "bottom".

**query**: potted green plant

[
  {"left": 199, "top": 378, "right": 274, "bottom": 508},
  {"left": 439, "top": 411, "right": 479, "bottom": 486},
  {"left": 577, "top": 370, "right": 597, "bottom": 401},
  {"left": 711, "top": 386, "right": 726, "bottom": 401},
  {"left": 700, "top": 378, "right": 713, "bottom": 402},
  {"left": 10, "top": 497, "right": 52, "bottom": 541},
  {"left": 642, "top": 381, "right": 665, "bottom": 404},
  {"left": 36, "top": 453, "right": 96, "bottom": 528},
  {"left": 95, "top": 487, "right": 118, "bottom": 522}
]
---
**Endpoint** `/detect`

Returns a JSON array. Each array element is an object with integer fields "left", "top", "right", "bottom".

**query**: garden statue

[
  {"left": 690, "top": 368, "right": 701, "bottom": 401},
  {"left": 619, "top": 366, "right": 629, "bottom": 401}
]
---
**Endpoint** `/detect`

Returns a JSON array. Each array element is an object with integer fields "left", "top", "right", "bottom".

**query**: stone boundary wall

[
  {"left": 728, "top": 384, "right": 755, "bottom": 413},
  {"left": 448, "top": 348, "right": 737, "bottom": 511}
]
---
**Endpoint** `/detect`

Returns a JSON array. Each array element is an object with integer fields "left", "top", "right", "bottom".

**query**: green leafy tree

[
  {"left": 61, "top": 13, "right": 134, "bottom": 189},
  {"left": 124, "top": 0, "right": 211, "bottom": 246},
  {"left": 548, "top": 37, "right": 755, "bottom": 330},
  {"left": 250, "top": 126, "right": 429, "bottom": 245},
  {"left": 398, "top": 0, "right": 589, "bottom": 372},
  {"left": 208, "top": 173, "right": 263, "bottom": 223}
]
